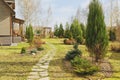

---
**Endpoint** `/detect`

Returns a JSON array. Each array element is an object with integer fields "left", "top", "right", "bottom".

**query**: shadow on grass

[
  {"left": 110, "top": 52, "right": 120, "bottom": 60},
  {"left": 51, "top": 43, "right": 65, "bottom": 46},
  {"left": 49, "top": 58, "right": 77, "bottom": 78}
]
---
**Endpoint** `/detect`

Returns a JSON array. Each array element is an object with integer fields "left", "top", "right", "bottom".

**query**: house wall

[
  {"left": 0, "top": 0, "right": 11, "bottom": 35},
  {"left": 0, "top": 0, "right": 12, "bottom": 45}
]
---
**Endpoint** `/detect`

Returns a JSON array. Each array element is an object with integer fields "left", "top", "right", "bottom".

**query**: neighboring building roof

[
  {"left": 5, "top": 0, "right": 15, "bottom": 3},
  {"left": 43, "top": 27, "right": 52, "bottom": 29},
  {"left": 2, "top": 0, "right": 15, "bottom": 14}
]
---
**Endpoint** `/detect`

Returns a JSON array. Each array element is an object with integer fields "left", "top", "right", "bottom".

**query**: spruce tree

[{"left": 86, "top": 0, "right": 108, "bottom": 62}]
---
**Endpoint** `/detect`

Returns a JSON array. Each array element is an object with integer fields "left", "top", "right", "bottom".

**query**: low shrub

[
  {"left": 109, "top": 29, "right": 116, "bottom": 41},
  {"left": 30, "top": 49, "right": 37, "bottom": 54},
  {"left": 65, "top": 44, "right": 82, "bottom": 60},
  {"left": 76, "top": 36, "right": 83, "bottom": 44},
  {"left": 71, "top": 56, "right": 99, "bottom": 75},
  {"left": 65, "top": 49, "right": 81, "bottom": 60},
  {"left": 33, "top": 37, "right": 42, "bottom": 48},
  {"left": 64, "top": 39, "right": 76, "bottom": 45},
  {"left": 21, "top": 47, "right": 26, "bottom": 54},
  {"left": 37, "top": 47, "right": 44, "bottom": 51},
  {"left": 111, "top": 44, "right": 120, "bottom": 52}
]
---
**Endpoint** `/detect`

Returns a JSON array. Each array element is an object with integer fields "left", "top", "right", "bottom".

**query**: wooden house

[{"left": 0, "top": 0, "right": 24, "bottom": 45}]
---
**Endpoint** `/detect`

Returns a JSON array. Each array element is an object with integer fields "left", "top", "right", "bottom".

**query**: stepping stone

[
  {"left": 32, "top": 69, "right": 44, "bottom": 72},
  {"left": 29, "top": 72, "right": 38, "bottom": 75},
  {"left": 44, "top": 62, "right": 49, "bottom": 65},
  {"left": 39, "top": 65, "right": 48, "bottom": 69},
  {"left": 39, "top": 77, "right": 49, "bottom": 80},
  {"left": 36, "top": 63, "right": 42, "bottom": 66},
  {"left": 28, "top": 75, "right": 40, "bottom": 79},
  {"left": 39, "top": 71, "right": 49, "bottom": 77}
]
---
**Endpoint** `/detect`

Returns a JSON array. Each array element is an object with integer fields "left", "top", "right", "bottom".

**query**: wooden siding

[{"left": 0, "top": 0, "right": 11, "bottom": 35}]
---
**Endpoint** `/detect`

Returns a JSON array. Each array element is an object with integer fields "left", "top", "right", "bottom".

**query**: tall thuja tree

[
  {"left": 26, "top": 24, "right": 34, "bottom": 43},
  {"left": 29, "top": 24, "right": 34, "bottom": 43},
  {"left": 58, "top": 23, "right": 64, "bottom": 38},
  {"left": 80, "top": 23, "right": 86, "bottom": 39},
  {"left": 86, "top": 0, "right": 108, "bottom": 62},
  {"left": 25, "top": 27, "right": 29, "bottom": 39},
  {"left": 70, "top": 19, "right": 83, "bottom": 44}
]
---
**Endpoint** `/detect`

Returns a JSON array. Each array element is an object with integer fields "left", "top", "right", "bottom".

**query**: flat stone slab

[
  {"left": 32, "top": 68, "right": 45, "bottom": 72},
  {"left": 28, "top": 75, "right": 40, "bottom": 79},
  {"left": 39, "top": 65, "right": 48, "bottom": 69},
  {"left": 29, "top": 72, "right": 38, "bottom": 75},
  {"left": 39, "top": 77, "right": 49, "bottom": 80},
  {"left": 39, "top": 71, "right": 48, "bottom": 77}
]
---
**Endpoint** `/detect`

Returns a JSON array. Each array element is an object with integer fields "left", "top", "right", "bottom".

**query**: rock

[{"left": 32, "top": 53, "right": 36, "bottom": 55}]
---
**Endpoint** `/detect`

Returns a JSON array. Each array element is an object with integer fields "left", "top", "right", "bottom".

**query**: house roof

[
  {"left": 2, "top": 0, "right": 15, "bottom": 14},
  {"left": 13, "top": 18, "right": 24, "bottom": 24}
]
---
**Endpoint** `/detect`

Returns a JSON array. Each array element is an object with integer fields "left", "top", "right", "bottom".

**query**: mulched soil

[{"left": 100, "top": 59, "right": 113, "bottom": 78}]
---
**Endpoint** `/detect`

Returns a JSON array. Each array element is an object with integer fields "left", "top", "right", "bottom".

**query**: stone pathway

[
  {"left": 100, "top": 60, "right": 113, "bottom": 78},
  {"left": 27, "top": 43, "right": 56, "bottom": 80}
]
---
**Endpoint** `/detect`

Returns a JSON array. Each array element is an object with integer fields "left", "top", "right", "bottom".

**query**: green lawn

[
  {"left": 45, "top": 39, "right": 103, "bottom": 80},
  {"left": 0, "top": 39, "right": 119, "bottom": 80},
  {"left": 0, "top": 42, "right": 29, "bottom": 55},
  {"left": 45, "top": 39, "right": 120, "bottom": 80},
  {"left": 0, "top": 42, "right": 51, "bottom": 80}
]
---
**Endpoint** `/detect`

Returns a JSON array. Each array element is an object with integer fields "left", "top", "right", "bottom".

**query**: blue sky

[{"left": 16, "top": 0, "right": 120, "bottom": 28}]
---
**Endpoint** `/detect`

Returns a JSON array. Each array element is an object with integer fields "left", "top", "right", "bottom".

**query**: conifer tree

[
  {"left": 54, "top": 24, "right": 59, "bottom": 37},
  {"left": 58, "top": 23, "right": 64, "bottom": 38},
  {"left": 86, "top": 0, "right": 108, "bottom": 62},
  {"left": 64, "top": 22, "right": 72, "bottom": 39},
  {"left": 26, "top": 24, "right": 34, "bottom": 43},
  {"left": 70, "top": 19, "right": 83, "bottom": 44},
  {"left": 25, "top": 27, "right": 28, "bottom": 39}
]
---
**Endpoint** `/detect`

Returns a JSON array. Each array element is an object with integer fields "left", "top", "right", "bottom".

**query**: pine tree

[{"left": 86, "top": 0, "right": 108, "bottom": 62}]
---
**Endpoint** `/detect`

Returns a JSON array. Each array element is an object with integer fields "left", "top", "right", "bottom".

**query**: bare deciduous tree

[
  {"left": 18, "top": 0, "right": 42, "bottom": 26},
  {"left": 110, "top": 0, "right": 120, "bottom": 27},
  {"left": 75, "top": 7, "right": 81, "bottom": 23},
  {"left": 46, "top": 6, "right": 52, "bottom": 26}
]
